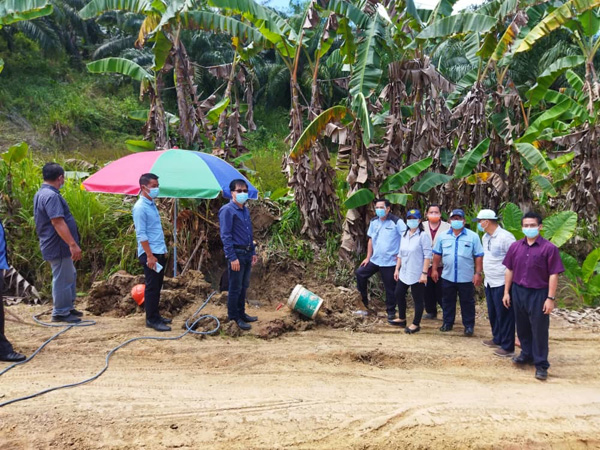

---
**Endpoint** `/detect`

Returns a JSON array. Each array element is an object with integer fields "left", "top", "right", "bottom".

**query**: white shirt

[
  {"left": 397, "top": 229, "right": 433, "bottom": 285},
  {"left": 482, "top": 226, "right": 516, "bottom": 288}
]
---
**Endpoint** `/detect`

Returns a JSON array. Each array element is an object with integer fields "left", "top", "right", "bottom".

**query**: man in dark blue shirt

[
  {"left": 33, "top": 163, "right": 83, "bottom": 324},
  {"left": 219, "top": 179, "right": 258, "bottom": 331}
]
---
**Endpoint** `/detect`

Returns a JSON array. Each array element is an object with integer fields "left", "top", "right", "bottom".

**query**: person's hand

[
  {"left": 360, "top": 257, "right": 370, "bottom": 267},
  {"left": 419, "top": 273, "right": 427, "bottom": 284},
  {"left": 394, "top": 269, "right": 399, "bottom": 281},
  {"left": 146, "top": 253, "right": 157, "bottom": 270},
  {"left": 252, "top": 255, "right": 258, "bottom": 266},
  {"left": 473, "top": 273, "right": 482, "bottom": 287},
  {"left": 431, "top": 270, "right": 439, "bottom": 283},
  {"left": 502, "top": 292, "right": 511, "bottom": 309},
  {"left": 231, "top": 259, "right": 240, "bottom": 271},
  {"left": 543, "top": 299, "right": 555, "bottom": 315},
  {"left": 70, "top": 243, "right": 82, "bottom": 261}
]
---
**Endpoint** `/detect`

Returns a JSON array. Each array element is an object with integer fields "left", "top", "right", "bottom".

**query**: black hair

[
  {"left": 139, "top": 173, "right": 159, "bottom": 187},
  {"left": 374, "top": 198, "right": 391, "bottom": 208},
  {"left": 426, "top": 204, "right": 441, "bottom": 214},
  {"left": 522, "top": 211, "right": 543, "bottom": 225},
  {"left": 229, "top": 179, "right": 248, "bottom": 191},
  {"left": 42, "top": 163, "right": 64, "bottom": 181}
]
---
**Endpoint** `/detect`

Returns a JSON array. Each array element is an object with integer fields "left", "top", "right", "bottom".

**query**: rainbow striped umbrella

[{"left": 82, "top": 149, "right": 257, "bottom": 199}]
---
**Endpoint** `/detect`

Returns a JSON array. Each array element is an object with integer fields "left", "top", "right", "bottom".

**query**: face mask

[
  {"left": 236, "top": 192, "right": 249, "bottom": 204},
  {"left": 407, "top": 219, "right": 420, "bottom": 229},
  {"left": 522, "top": 227, "right": 540, "bottom": 239},
  {"left": 427, "top": 213, "right": 441, "bottom": 223},
  {"left": 148, "top": 187, "right": 159, "bottom": 199},
  {"left": 451, "top": 220, "right": 464, "bottom": 230},
  {"left": 375, "top": 208, "right": 386, "bottom": 218},
  {"left": 477, "top": 223, "right": 485, "bottom": 233}
]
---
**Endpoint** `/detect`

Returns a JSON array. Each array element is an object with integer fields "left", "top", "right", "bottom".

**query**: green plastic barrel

[{"left": 287, "top": 285, "right": 324, "bottom": 319}]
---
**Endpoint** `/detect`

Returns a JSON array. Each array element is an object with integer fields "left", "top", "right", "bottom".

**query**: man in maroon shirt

[{"left": 502, "top": 211, "right": 564, "bottom": 381}]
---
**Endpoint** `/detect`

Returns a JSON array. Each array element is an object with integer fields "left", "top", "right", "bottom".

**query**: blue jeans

[
  {"left": 227, "top": 249, "right": 252, "bottom": 321},
  {"left": 49, "top": 257, "right": 77, "bottom": 316}
]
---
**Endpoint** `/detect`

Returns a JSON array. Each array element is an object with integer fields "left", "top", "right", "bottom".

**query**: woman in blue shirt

[{"left": 393, "top": 210, "right": 432, "bottom": 334}]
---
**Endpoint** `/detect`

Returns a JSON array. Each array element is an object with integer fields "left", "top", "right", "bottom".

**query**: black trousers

[
  {"left": 485, "top": 284, "right": 515, "bottom": 352},
  {"left": 227, "top": 249, "right": 252, "bottom": 321},
  {"left": 0, "top": 276, "right": 15, "bottom": 355},
  {"left": 512, "top": 283, "right": 550, "bottom": 370},
  {"left": 395, "top": 280, "right": 426, "bottom": 325},
  {"left": 424, "top": 274, "right": 443, "bottom": 315},
  {"left": 139, "top": 253, "right": 166, "bottom": 324},
  {"left": 356, "top": 262, "right": 396, "bottom": 311},
  {"left": 441, "top": 279, "right": 476, "bottom": 328}
]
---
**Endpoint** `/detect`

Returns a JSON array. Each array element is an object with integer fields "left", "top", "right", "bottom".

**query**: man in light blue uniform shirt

[
  {"left": 132, "top": 173, "right": 170, "bottom": 332},
  {"left": 356, "top": 198, "right": 406, "bottom": 321},
  {"left": 432, "top": 209, "right": 484, "bottom": 336}
]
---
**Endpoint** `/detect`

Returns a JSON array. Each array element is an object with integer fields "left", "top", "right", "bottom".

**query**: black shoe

[
  {"left": 388, "top": 319, "right": 407, "bottom": 327},
  {"left": 52, "top": 313, "right": 82, "bottom": 324},
  {"left": 512, "top": 354, "right": 534, "bottom": 365},
  {"left": 146, "top": 320, "right": 171, "bottom": 332},
  {"left": 0, "top": 351, "right": 26, "bottom": 362},
  {"left": 535, "top": 368, "right": 548, "bottom": 381},
  {"left": 70, "top": 309, "right": 84, "bottom": 317},
  {"left": 405, "top": 325, "right": 420, "bottom": 334},
  {"left": 160, "top": 317, "right": 172, "bottom": 324},
  {"left": 361, "top": 298, "right": 369, "bottom": 309},
  {"left": 439, "top": 323, "right": 453, "bottom": 332},
  {"left": 423, "top": 313, "right": 437, "bottom": 320},
  {"left": 464, "top": 327, "right": 474, "bottom": 337},
  {"left": 235, "top": 319, "right": 251, "bottom": 331},
  {"left": 242, "top": 314, "right": 258, "bottom": 323}
]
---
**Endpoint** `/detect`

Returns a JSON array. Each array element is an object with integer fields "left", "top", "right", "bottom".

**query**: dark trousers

[
  {"left": 227, "top": 249, "right": 252, "bottom": 321},
  {"left": 424, "top": 274, "right": 443, "bottom": 315},
  {"left": 356, "top": 262, "right": 396, "bottom": 312},
  {"left": 395, "top": 280, "right": 426, "bottom": 326},
  {"left": 441, "top": 279, "right": 475, "bottom": 328},
  {"left": 512, "top": 283, "right": 550, "bottom": 370},
  {"left": 485, "top": 284, "right": 515, "bottom": 352},
  {"left": 139, "top": 253, "right": 166, "bottom": 324},
  {"left": 0, "top": 276, "right": 15, "bottom": 355}
]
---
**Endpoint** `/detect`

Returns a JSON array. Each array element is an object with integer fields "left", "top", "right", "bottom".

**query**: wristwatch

[
  {"left": 422, "top": 271, "right": 428, "bottom": 275},
  {"left": 475, "top": 272, "right": 483, "bottom": 276},
  {"left": 547, "top": 296, "right": 556, "bottom": 301}
]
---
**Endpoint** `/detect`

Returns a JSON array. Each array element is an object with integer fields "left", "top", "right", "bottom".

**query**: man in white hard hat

[{"left": 474, "top": 209, "right": 516, "bottom": 357}]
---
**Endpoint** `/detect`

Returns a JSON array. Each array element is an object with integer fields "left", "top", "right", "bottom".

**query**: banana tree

[
  {"left": 0, "top": 0, "right": 54, "bottom": 72},
  {"left": 514, "top": 0, "right": 600, "bottom": 224}
]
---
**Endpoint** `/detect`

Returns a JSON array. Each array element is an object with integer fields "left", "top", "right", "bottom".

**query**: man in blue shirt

[
  {"left": 0, "top": 221, "right": 26, "bottom": 362},
  {"left": 219, "top": 179, "right": 258, "bottom": 331},
  {"left": 132, "top": 173, "right": 170, "bottom": 332},
  {"left": 33, "top": 163, "right": 83, "bottom": 324},
  {"left": 355, "top": 198, "right": 406, "bottom": 322},
  {"left": 432, "top": 209, "right": 484, "bottom": 336}
]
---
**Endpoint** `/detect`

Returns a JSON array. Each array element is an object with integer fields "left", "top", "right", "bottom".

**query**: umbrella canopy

[{"left": 82, "top": 149, "right": 258, "bottom": 199}]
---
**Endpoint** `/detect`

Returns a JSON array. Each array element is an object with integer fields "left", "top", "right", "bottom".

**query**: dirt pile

[{"left": 84, "top": 269, "right": 212, "bottom": 317}]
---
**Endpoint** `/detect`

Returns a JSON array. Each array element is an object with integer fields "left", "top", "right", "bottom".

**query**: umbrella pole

[{"left": 173, "top": 198, "right": 178, "bottom": 277}]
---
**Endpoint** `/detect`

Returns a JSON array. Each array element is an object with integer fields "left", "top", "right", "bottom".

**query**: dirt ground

[{"left": 2, "top": 275, "right": 600, "bottom": 450}]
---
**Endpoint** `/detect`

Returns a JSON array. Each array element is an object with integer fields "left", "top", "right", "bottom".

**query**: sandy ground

[{"left": 1, "top": 301, "right": 600, "bottom": 450}]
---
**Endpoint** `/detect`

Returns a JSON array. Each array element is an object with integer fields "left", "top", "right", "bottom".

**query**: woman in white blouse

[{"left": 393, "top": 209, "right": 433, "bottom": 334}]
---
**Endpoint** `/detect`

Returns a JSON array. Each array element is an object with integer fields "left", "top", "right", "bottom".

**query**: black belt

[{"left": 234, "top": 244, "right": 253, "bottom": 251}]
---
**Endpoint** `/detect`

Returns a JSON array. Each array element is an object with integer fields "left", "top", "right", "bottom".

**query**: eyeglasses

[{"left": 234, "top": 189, "right": 248, "bottom": 193}]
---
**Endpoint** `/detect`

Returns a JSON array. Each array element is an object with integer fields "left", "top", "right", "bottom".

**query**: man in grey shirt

[{"left": 33, "top": 163, "right": 83, "bottom": 323}]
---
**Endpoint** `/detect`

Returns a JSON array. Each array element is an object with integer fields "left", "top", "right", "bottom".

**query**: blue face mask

[
  {"left": 148, "top": 187, "right": 159, "bottom": 199},
  {"left": 522, "top": 227, "right": 540, "bottom": 239},
  {"left": 236, "top": 192, "right": 249, "bottom": 204},
  {"left": 407, "top": 219, "right": 420, "bottom": 229},
  {"left": 375, "top": 208, "right": 386, "bottom": 218},
  {"left": 477, "top": 223, "right": 485, "bottom": 233},
  {"left": 451, "top": 220, "right": 464, "bottom": 230}
]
